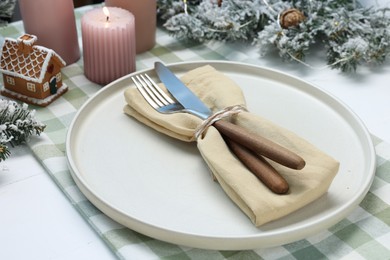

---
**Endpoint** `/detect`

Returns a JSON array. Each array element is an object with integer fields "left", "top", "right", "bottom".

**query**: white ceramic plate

[{"left": 66, "top": 61, "right": 375, "bottom": 250}]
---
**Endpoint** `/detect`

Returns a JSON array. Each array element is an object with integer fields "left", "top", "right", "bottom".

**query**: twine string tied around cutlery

[{"left": 194, "top": 104, "right": 247, "bottom": 140}]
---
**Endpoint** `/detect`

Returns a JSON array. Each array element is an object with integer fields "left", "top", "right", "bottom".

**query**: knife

[{"left": 154, "top": 61, "right": 305, "bottom": 170}]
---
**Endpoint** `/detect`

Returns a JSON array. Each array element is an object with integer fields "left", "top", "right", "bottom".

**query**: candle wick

[{"left": 106, "top": 16, "right": 109, "bottom": 22}]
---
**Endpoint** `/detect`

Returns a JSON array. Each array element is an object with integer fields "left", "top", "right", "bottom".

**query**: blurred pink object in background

[{"left": 18, "top": 0, "right": 80, "bottom": 65}]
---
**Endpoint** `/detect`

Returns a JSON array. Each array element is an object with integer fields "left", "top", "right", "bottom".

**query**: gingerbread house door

[{"left": 49, "top": 76, "right": 57, "bottom": 94}]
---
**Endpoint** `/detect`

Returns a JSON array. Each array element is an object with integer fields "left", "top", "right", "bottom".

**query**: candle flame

[
  {"left": 103, "top": 7, "right": 110, "bottom": 22},
  {"left": 183, "top": 0, "right": 188, "bottom": 15}
]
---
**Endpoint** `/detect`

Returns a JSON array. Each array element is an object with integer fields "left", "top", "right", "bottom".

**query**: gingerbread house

[{"left": 0, "top": 34, "right": 68, "bottom": 106}]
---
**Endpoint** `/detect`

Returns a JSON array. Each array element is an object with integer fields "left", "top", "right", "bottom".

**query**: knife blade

[{"left": 154, "top": 61, "right": 305, "bottom": 170}]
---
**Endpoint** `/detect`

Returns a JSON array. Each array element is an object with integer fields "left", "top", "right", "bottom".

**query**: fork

[{"left": 131, "top": 74, "right": 290, "bottom": 194}]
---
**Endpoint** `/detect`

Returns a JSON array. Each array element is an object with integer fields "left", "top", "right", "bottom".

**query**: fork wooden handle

[
  {"left": 224, "top": 137, "right": 289, "bottom": 194},
  {"left": 214, "top": 120, "right": 306, "bottom": 170}
]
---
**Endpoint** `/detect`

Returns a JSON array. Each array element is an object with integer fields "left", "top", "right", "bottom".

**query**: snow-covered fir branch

[
  {"left": 0, "top": 0, "right": 17, "bottom": 27},
  {"left": 157, "top": 0, "right": 390, "bottom": 72},
  {"left": 0, "top": 100, "right": 45, "bottom": 162}
]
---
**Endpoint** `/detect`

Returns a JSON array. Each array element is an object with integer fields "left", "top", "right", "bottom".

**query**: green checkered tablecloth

[{"left": 1, "top": 5, "right": 389, "bottom": 260}]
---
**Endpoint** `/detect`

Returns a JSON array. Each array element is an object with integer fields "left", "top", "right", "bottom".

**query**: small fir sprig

[
  {"left": 157, "top": 0, "right": 390, "bottom": 72},
  {"left": 0, "top": 0, "right": 17, "bottom": 27},
  {"left": 0, "top": 100, "right": 46, "bottom": 162}
]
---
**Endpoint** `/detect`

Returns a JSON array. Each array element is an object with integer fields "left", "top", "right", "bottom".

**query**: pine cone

[{"left": 279, "top": 8, "right": 305, "bottom": 29}]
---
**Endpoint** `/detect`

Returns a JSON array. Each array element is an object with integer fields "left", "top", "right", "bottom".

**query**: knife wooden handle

[
  {"left": 214, "top": 120, "right": 305, "bottom": 170},
  {"left": 224, "top": 137, "right": 289, "bottom": 194}
]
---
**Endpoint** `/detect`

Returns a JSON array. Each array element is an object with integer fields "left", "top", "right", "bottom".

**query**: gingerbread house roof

[{"left": 0, "top": 34, "right": 66, "bottom": 84}]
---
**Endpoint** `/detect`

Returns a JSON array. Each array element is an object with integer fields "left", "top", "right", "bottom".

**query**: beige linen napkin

[{"left": 123, "top": 65, "right": 340, "bottom": 227}]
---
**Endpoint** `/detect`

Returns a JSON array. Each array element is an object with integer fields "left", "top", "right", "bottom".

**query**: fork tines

[{"left": 131, "top": 74, "right": 174, "bottom": 109}]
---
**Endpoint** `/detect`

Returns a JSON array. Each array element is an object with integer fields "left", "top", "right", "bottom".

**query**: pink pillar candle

[
  {"left": 81, "top": 7, "right": 136, "bottom": 85},
  {"left": 105, "top": 0, "right": 156, "bottom": 53},
  {"left": 18, "top": 0, "right": 80, "bottom": 65}
]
